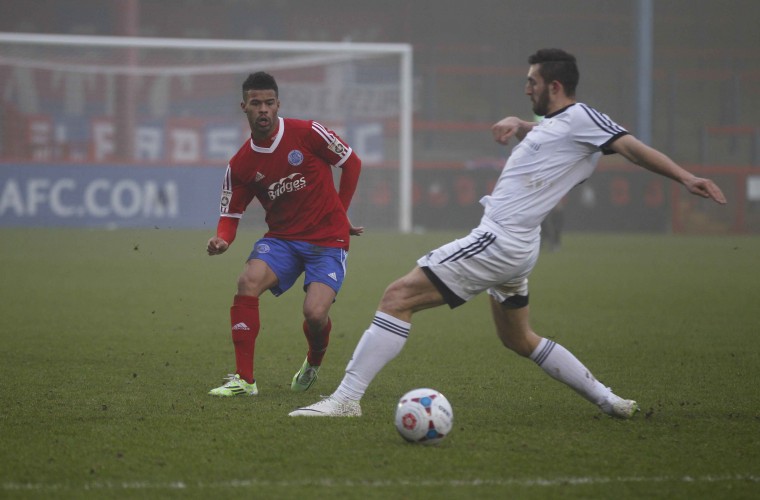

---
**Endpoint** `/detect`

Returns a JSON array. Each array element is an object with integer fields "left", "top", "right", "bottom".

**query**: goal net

[{"left": 0, "top": 33, "right": 413, "bottom": 231}]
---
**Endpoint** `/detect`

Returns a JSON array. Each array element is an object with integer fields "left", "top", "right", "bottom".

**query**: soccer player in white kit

[{"left": 290, "top": 48, "right": 727, "bottom": 419}]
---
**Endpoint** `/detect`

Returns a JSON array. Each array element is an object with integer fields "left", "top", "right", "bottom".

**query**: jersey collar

[
  {"left": 544, "top": 103, "right": 576, "bottom": 119},
  {"left": 249, "top": 117, "right": 284, "bottom": 153}
]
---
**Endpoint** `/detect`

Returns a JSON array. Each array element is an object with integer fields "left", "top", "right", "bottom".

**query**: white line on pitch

[{"left": 3, "top": 475, "right": 759, "bottom": 492}]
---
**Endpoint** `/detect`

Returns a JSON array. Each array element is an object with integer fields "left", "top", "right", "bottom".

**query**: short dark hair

[
  {"left": 528, "top": 49, "right": 579, "bottom": 97},
  {"left": 242, "top": 71, "right": 278, "bottom": 96}
]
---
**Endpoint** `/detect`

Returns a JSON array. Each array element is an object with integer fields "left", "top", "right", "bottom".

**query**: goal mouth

[{"left": 0, "top": 32, "right": 414, "bottom": 231}]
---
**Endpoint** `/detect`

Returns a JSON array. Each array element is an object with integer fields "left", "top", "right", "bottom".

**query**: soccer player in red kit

[{"left": 207, "top": 71, "right": 363, "bottom": 397}]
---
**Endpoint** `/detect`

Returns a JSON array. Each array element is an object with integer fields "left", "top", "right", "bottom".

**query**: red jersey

[{"left": 217, "top": 117, "right": 359, "bottom": 249}]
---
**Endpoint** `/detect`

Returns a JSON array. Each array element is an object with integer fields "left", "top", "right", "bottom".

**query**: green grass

[{"left": 1, "top": 228, "right": 759, "bottom": 499}]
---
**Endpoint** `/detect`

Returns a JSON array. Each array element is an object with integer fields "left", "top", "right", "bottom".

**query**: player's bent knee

[
  {"left": 378, "top": 281, "right": 408, "bottom": 315},
  {"left": 303, "top": 305, "right": 330, "bottom": 326},
  {"left": 236, "top": 274, "right": 265, "bottom": 296},
  {"left": 237, "top": 275, "right": 253, "bottom": 293},
  {"left": 377, "top": 292, "right": 399, "bottom": 315}
]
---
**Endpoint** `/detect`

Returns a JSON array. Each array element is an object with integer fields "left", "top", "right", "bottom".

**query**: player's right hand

[
  {"left": 492, "top": 116, "right": 534, "bottom": 145},
  {"left": 491, "top": 116, "right": 521, "bottom": 144},
  {"left": 207, "top": 236, "right": 229, "bottom": 256}
]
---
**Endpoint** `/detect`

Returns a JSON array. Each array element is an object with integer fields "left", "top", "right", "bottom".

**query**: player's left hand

[
  {"left": 347, "top": 217, "right": 364, "bottom": 236},
  {"left": 684, "top": 177, "right": 727, "bottom": 205}
]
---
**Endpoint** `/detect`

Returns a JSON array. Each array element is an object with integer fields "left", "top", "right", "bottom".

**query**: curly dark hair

[
  {"left": 242, "top": 71, "right": 278, "bottom": 96},
  {"left": 528, "top": 49, "right": 579, "bottom": 97}
]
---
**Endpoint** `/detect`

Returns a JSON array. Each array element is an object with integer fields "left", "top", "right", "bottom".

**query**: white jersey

[
  {"left": 419, "top": 102, "right": 628, "bottom": 308},
  {"left": 480, "top": 102, "right": 628, "bottom": 241}
]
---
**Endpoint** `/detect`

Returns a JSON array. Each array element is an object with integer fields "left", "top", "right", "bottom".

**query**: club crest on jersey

[
  {"left": 327, "top": 138, "right": 346, "bottom": 155},
  {"left": 288, "top": 149, "right": 304, "bottom": 166}
]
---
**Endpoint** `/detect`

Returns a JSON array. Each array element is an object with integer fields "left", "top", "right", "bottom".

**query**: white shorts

[{"left": 416, "top": 218, "right": 540, "bottom": 308}]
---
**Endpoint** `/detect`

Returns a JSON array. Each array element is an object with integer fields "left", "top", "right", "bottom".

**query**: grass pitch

[{"left": 1, "top": 227, "right": 758, "bottom": 499}]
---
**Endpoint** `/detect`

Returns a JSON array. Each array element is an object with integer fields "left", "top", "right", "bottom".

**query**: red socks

[
  {"left": 304, "top": 318, "right": 331, "bottom": 366},
  {"left": 230, "top": 294, "right": 260, "bottom": 384},
  {"left": 229, "top": 294, "right": 331, "bottom": 381}
]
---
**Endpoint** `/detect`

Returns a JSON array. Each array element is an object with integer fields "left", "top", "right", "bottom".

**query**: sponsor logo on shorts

[
  {"left": 255, "top": 243, "right": 271, "bottom": 254},
  {"left": 267, "top": 173, "right": 306, "bottom": 200},
  {"left": 288, "top": 149, "right": 304, "bottom": 166}
]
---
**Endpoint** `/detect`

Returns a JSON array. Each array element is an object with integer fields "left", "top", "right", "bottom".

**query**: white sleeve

[{"left": 575, "top": 103, "right": 628, "bottom": 152}]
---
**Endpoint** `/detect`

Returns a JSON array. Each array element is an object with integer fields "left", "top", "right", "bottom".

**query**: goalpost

[{"left": 0, "top": 32, "right": 414, "bottom": 232}]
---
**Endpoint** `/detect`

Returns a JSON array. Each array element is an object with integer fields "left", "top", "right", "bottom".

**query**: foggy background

[{"left": 1, "top": 0, "right": 758, "bottom": 233}]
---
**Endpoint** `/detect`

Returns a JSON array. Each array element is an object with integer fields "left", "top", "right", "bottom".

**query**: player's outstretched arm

[
  {"left": 491, "top": 116, "right": 537, "bottom": 145},
  {"left": 610, "top": 134, "right": 727, "bottom": 205}
]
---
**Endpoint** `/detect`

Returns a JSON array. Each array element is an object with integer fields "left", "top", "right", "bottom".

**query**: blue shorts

[{"left": 248, "top": 238, "right": 348, "bottom": 297}]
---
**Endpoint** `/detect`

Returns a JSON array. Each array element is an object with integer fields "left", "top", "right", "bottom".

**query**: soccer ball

[{"left": 394, "top": 388, "right": 453, "bottom": 445}]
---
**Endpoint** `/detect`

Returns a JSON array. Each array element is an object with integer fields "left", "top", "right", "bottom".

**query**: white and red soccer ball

[{"left": 394, "top": 388, "right": 453, "bottom": 445}]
